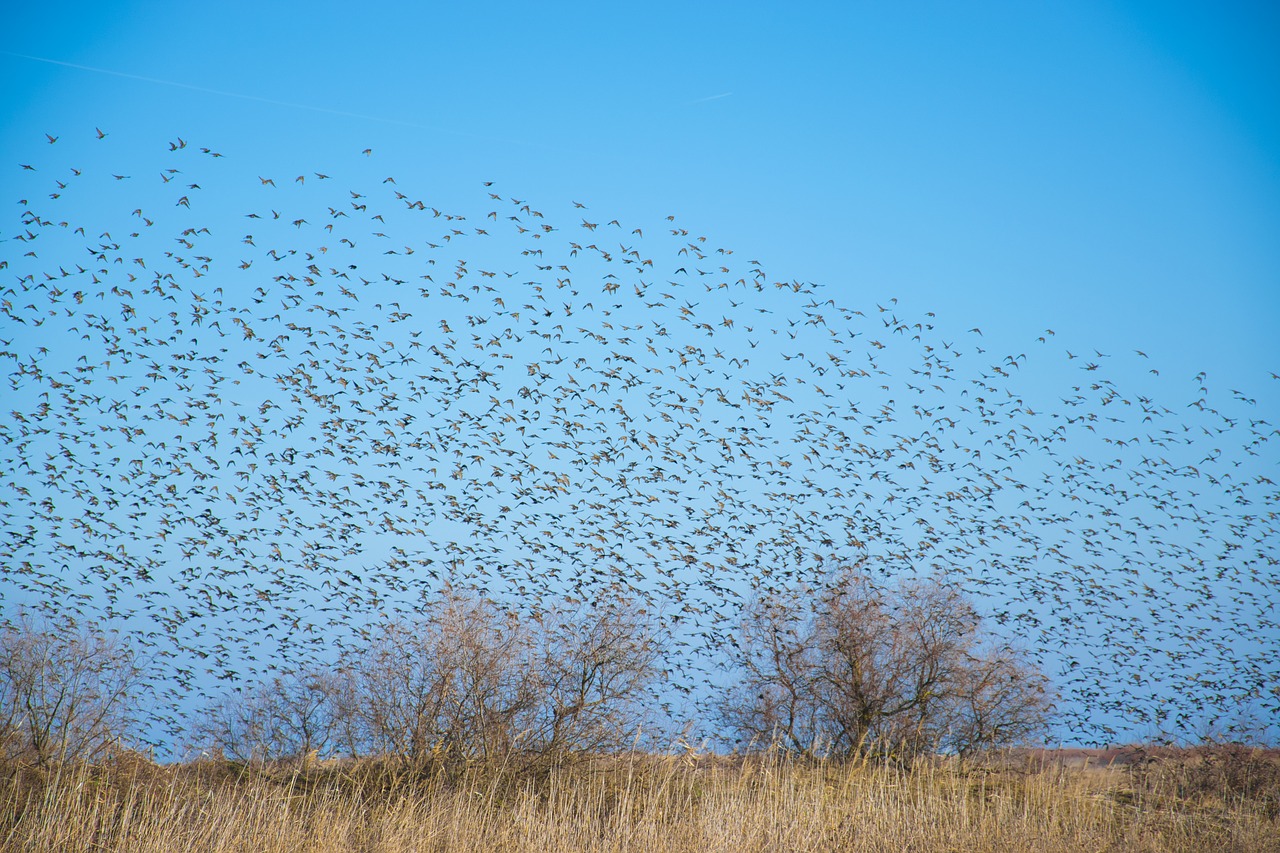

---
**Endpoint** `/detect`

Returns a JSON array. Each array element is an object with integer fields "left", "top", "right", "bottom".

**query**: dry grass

[{"left": 1, "top": 747, "right": 1276, "bottom": 852}]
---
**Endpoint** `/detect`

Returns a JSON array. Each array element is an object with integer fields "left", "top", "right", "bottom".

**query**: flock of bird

[{"left": 2, "top": 129, "right": 1277, "bottom": 748}]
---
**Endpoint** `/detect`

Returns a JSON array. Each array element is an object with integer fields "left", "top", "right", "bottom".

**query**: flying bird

[{"left": 0, "top": 130, "right": 1274, "bottom": 754}]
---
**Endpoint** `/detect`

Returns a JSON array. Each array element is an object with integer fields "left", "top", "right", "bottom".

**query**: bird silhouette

[{"left": 0, "top": 129, "right": 1276, "bottom": 751}]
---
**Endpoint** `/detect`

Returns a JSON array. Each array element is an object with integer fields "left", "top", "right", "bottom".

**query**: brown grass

[{"left": 1, "top": 747, "right": 1276, "bottom": 852}]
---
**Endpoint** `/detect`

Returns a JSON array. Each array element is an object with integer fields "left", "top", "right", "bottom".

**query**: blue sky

[
  {"left": 2, "top": 2, "right": 1278, "bottom": 749},
  {"left": 5, "top": 1, "right": 1277, "bottom": 381}
]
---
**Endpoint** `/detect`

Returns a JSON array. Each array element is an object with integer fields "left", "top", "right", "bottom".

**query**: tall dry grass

[{"left": 1, "top": 747, "right": 1276, "bottom": 852}]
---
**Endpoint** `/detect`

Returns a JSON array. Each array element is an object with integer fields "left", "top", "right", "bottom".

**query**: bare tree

[
  {"left": 193, "top": 591, "right": 664, "bottom": 771},
  {"left": 340, "top": 590, "right": 539, "bottom": 767},
  {"left": 720, "top": 592, "right": 824, "bottom": 755},
  {"left": 0, "top": 612, "right": 145, "bottom": 767},
  {"left": 940, "top": 638, "right": 1054, "bottom": 757},
  {"left": 193, "top": 668, "right": 341, "bottom": 764},
  {"left": 519, "top": 597, "right": 662, "bottom": 759},
  {"left": 724, "top": 569, "right": 1051, "bottom": 760}
]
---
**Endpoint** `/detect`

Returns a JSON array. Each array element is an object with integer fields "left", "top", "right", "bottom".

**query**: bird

[{"left": 0, "top": 128, "right": 1274, "bottom": 757}]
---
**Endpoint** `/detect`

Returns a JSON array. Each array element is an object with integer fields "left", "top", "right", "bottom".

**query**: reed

[{"left": 2, "top": 747, "right": 1275, "bottom": 852}]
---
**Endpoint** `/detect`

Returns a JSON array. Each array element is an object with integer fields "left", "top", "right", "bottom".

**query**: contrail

[
  {"left": 687, "top": 92, "right": 733, "bottom": 106},
  {"left": 2, "top": 50, "right": 432, "bottom": 129}
]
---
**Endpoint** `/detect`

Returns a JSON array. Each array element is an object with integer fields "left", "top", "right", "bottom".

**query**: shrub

[
  {"left": 193, "top": 590, "right": 662, "bottom": 774},
  {"left": 723, "top": 568, "right": 1051, "bottom": 760},
  {"left": 0, "top": 611, "right": 145, "bottom": 766}
]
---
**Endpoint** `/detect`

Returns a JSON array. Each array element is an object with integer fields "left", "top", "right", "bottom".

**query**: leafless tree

[
  {"left": 0, "top": 612, "right": 145, "bottom": 767},
  {"left": 193, "top": 591, "right": 664, "bottom": 770},
  {"left": 724, "top": 569, "right": 1051, "bottom": 760},
  {"left": 192, "top": 668, "right": 342, "bottom": 764},
  {"left": 519, "top": 597, "right": 662, "bottom": 759},
  {"left": 339, "top": 591, "right": 540, "bottom": 767}
]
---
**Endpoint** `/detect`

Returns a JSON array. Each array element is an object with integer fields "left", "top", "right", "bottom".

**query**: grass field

[{"left": 2, "top": 746, "right": 1276, "bottom": 852}]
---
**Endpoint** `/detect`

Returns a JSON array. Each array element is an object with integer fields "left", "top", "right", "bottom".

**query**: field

[{"left": 2, "top": 746, "right": 1276, "bottom": 852}]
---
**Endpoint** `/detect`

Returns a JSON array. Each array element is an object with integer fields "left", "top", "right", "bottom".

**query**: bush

[
  {"left": 1131, "top": 744, "right": 1280, "bottom": 818},
  {"left": 193, "top": 590, "right": 662, "bottom": 773},
  {"left": 0, "top": 612, "right": 145, "bottom": 767},
  {"left": 520, "top": 597, "right": 662, "bottom": 759},
  {"left": 723, "top": 569, "right": 1051, "bottom": 761},
  {"left": 193, "top": 669, "right": 342, "bottom": 765},
  {"left": 343, "top": 591, "right": 539, "bottom": 767}
]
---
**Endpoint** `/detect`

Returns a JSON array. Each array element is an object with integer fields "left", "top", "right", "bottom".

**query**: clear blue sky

[{"left": 2, "top": 2, "right": 1278, "bottom": 750}]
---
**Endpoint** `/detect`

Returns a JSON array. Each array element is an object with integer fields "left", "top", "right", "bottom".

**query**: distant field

[{"left": 2, "top": 745, "right": 1276, "bottom": 852}]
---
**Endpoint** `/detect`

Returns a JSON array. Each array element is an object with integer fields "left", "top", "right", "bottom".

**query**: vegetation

[
  {"left": 1, "top": 747, "right": 1277, "bottom": 852},
  {"left": 0, "top": 613, "right": 145, "bottom": 768},
  {"left": 191, "top": 591, "right": 663, "bottom": 773},
  {"left": 2, "top": 594, "right": 1274, "bottom": 851},
  {"left": 722, "top": 569, "right": 1051, "bottom": 760},
  {"left": 4, "top": 579, "right": 1044, "bottom": 772}
]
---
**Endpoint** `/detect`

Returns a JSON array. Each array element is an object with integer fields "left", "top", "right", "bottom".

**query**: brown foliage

[
  {"left": 1129, "top": 744, "right": 1280, "bottom": 819},
  {"left": 192, "top": 590, "right": 663, "bottom": 775},
  {"left": 3, "top": 750, "right": 1278, "bottom": 852},
  {"left": 0, "top": 612, "right": 145, "bottom": 767},
  {"left": 723, "top": 568, "right": 1052, "bottom": 760}
]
